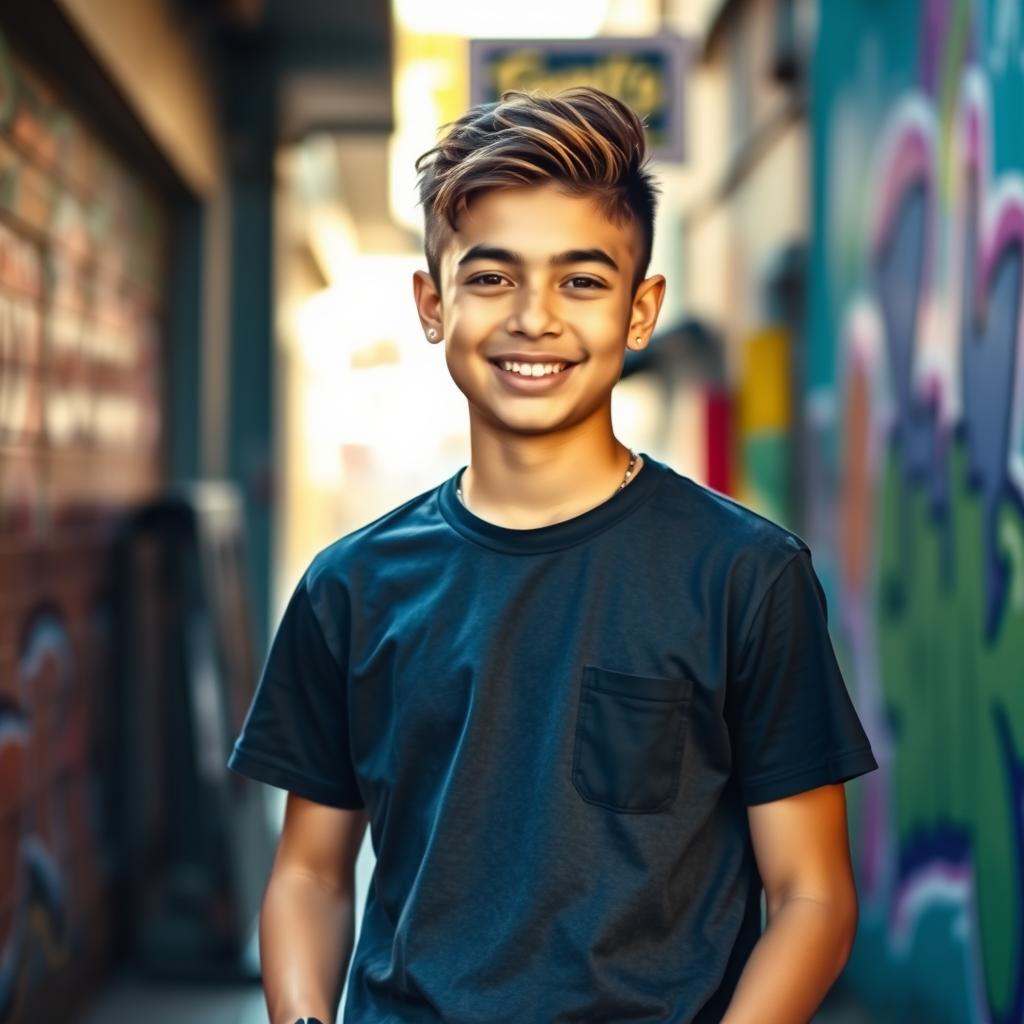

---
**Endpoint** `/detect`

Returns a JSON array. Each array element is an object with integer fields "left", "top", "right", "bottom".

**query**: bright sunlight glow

[{"left": 392, "top": 0, "right": 611, "bottom": 39}]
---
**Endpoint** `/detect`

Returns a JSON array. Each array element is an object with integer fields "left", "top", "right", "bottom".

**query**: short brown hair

[{"left": 414, "top": 86, "right": 661, "bottom": 295}]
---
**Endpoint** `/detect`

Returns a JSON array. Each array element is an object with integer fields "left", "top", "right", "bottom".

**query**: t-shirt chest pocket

[{"left": 571, "top": 665, "right": 693, "bottom": 813}]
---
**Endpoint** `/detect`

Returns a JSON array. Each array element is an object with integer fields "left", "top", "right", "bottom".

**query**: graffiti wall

[
  {"left": 0, "top": 27, "right": 165, "bottom": 1022},
  {"left": 809, "top": 2, "right": 1024, "bottom": 1021}
]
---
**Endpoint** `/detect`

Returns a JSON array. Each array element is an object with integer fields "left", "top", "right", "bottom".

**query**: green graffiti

[{"left": 876, "top": 436, "right": 1024, "bottom": 1015}]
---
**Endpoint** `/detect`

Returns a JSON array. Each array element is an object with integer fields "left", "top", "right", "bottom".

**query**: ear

[
  {"left": 626, "top": 274, "right": 667, "bottom": 351},
  {"left": 413, "top": 269, "right": 444, "bottom": 343}
]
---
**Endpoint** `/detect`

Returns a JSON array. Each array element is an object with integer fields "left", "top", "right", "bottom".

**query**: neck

[{"left": 459, "top": 416, "right": 640, "bottom": 529}]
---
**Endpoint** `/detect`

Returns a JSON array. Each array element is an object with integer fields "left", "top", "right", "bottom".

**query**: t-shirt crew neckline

[{"left": 438, "top": 452, "right": 668, "bottom": 555}]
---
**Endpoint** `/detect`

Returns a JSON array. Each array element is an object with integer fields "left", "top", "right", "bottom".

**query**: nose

[{"left": 507, "top": 286, "right": 562, "bottom": 339}]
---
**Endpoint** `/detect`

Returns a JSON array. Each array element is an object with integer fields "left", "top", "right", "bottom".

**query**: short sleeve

[
  {"left": 227, "top": 569, "right": 365, "bottom": 809},
  {"left": 726, "top": 547, "right": 878, "bottom": 806}
]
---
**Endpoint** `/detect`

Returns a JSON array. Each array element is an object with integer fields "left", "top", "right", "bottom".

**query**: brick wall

[{"left": 0, "top": 27, "right": 166, "bottom": 1022}]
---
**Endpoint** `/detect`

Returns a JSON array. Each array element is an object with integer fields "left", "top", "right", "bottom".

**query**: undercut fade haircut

[{"left": 414, "top": 86, "right": 661, "bottom": 296}]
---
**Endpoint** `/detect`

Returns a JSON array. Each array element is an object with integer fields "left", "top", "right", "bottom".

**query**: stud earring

[
  {"left": 427, "top": 328, "right": 438, "bottom": 340},
  {"left": 635, "top": 336, "right": 645, "bottom": 347}
]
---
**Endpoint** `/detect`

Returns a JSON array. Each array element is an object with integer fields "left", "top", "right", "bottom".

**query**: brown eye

[
  {"left": 566, "top": 277, "right": 604, "bottom": 289},
  {"left": 468, "top": 273, "right": 506, "bottom": 286}
]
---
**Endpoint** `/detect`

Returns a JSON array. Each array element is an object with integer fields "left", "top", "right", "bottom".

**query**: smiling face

[{"left": 413, "top": 182, "right": 665, "bottom": 442}]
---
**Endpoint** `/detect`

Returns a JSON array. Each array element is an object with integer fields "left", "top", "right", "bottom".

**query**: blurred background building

[{"left": 0, "top": 1, "right": 1021, "bottom": 1022}]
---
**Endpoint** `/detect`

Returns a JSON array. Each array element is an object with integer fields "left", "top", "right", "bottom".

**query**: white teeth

[{"left": 499, "top": 360, "right": 567, "bottom": 377}]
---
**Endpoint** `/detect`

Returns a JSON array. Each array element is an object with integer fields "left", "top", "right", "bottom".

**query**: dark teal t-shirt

[{"left": 228, "top": 454, "right": 877, "bottom": 1023}]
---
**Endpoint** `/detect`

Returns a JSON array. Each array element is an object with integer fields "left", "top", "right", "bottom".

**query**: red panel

[{"left": 705, "top": 387, "right": 734, "bottom": 495}]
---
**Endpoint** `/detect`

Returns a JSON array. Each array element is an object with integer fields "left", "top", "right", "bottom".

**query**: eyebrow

[{"left": 457, "top": 244, "right": 620, "bottom": 273}]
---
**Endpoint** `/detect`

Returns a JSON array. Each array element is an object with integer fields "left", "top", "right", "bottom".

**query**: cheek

[
  {"left": 582, "top": 315, "right": 631, "bottom": 354},
  {"left": 444, "top": 304, "right": 496, "bottom": 347}
]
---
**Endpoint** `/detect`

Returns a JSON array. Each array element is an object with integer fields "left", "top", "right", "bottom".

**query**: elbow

[{"left": 833, "top": 888, "right": 859, "bottom": 969}]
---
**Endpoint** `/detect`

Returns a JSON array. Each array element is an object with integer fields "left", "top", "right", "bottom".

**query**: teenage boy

[{"left": 229, "top": 86, "right": 878, "bottom": 1024}]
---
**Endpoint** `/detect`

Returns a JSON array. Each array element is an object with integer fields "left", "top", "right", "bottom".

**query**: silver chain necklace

[{"left": 456, "top": 448, "right": 639, "bottom": 510}]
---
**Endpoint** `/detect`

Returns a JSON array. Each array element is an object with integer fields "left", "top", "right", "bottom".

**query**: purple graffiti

[
  {"left": 872, "top": 85, "right": 1024, "bottom": 639},
  {"left": 871, "top": 117, "right": 955, "bottom": 590},
  {"left": 958, "top": 85, "right": 1024, "bottom": 643}
]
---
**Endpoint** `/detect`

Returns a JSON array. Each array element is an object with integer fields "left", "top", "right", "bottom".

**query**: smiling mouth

[
  {"left": 488, "top": 359, "right": 576, "bottom": 379},
  {"left": 487, "top": 359, "right": 579, "bottom": 393}
]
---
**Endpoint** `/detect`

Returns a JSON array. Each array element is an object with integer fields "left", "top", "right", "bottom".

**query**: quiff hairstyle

[{"left": 414, "top": 86, "right": 661, "bottom": 296}]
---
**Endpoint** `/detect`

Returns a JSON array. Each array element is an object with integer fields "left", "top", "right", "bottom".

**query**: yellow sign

[{"left": 470, "top": 36, "right": 690, "bottom": 162}]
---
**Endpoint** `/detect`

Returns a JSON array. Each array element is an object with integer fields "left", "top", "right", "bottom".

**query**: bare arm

[
  {"left": 260, "top": 793, "right": 369, "bottom": 1024},
  {"left": 721, "top": 783, "right": 859, "bottom": 1024}
]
